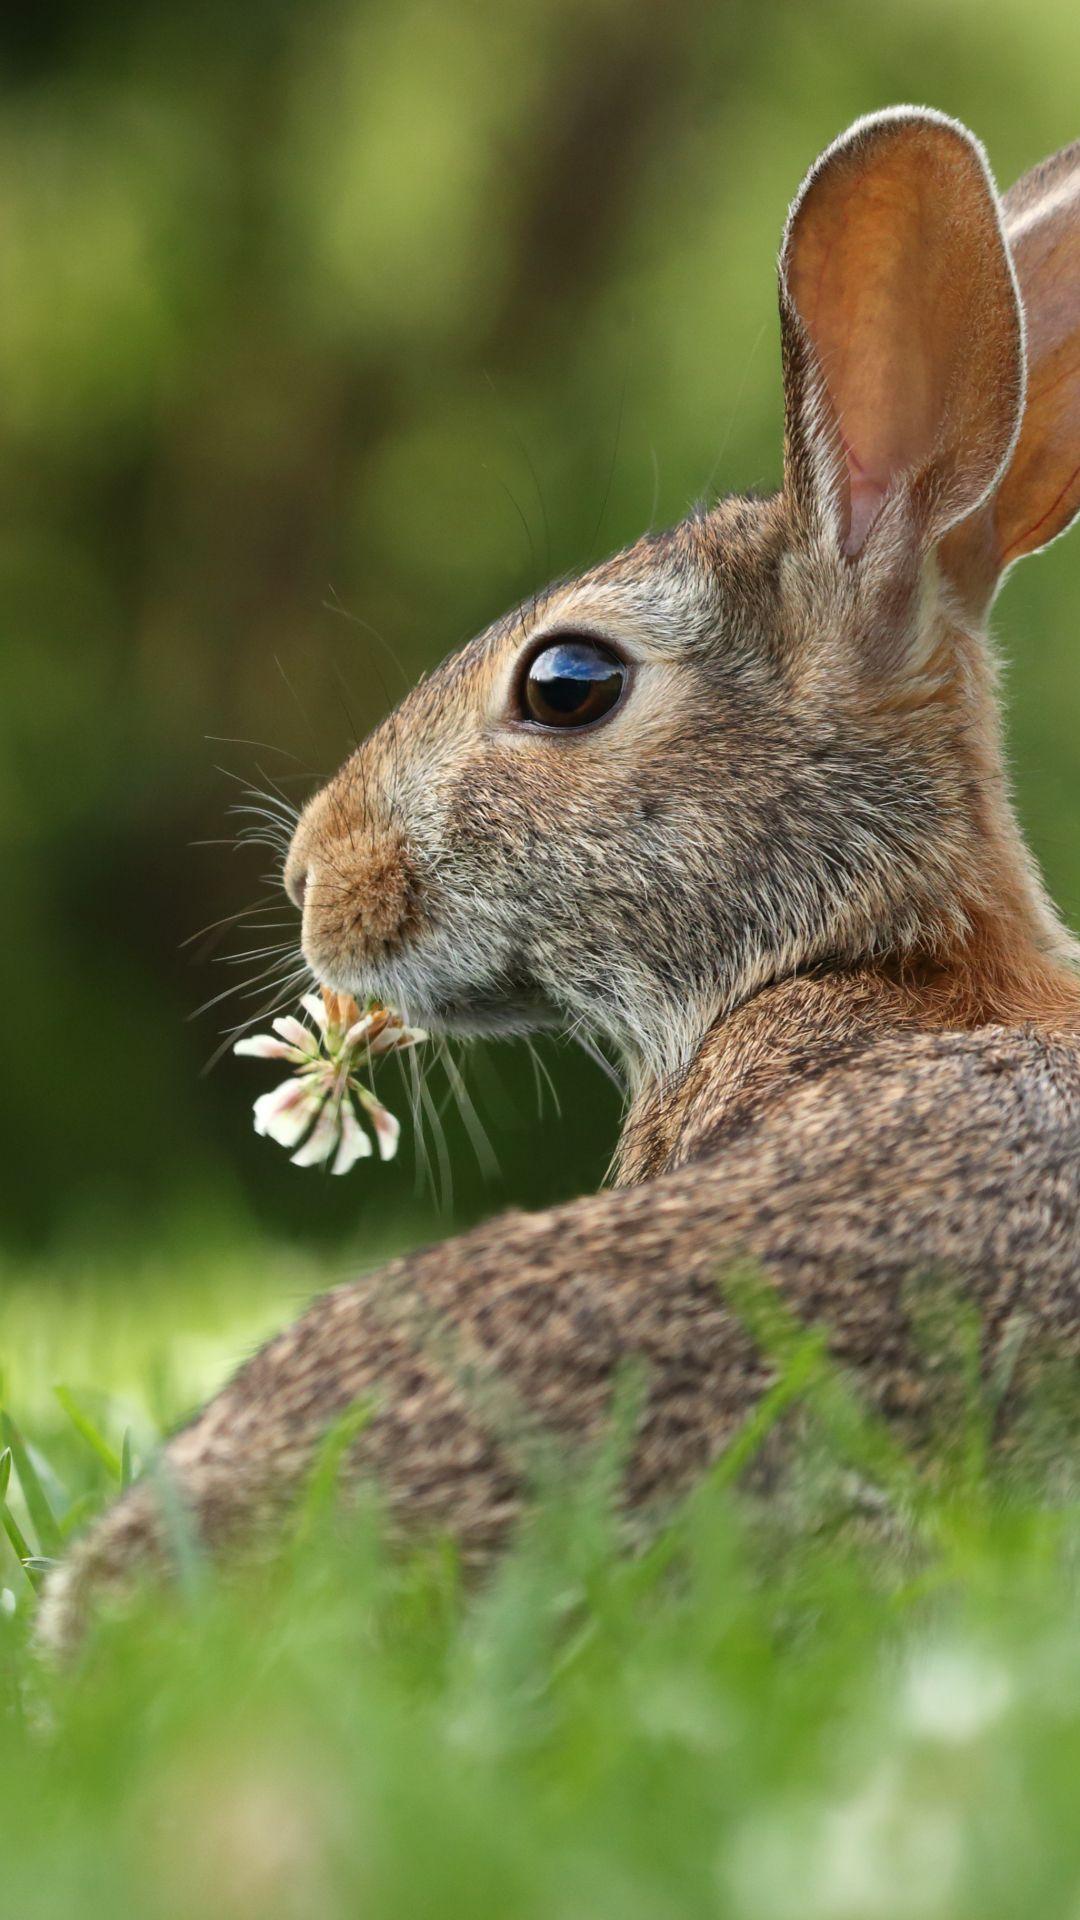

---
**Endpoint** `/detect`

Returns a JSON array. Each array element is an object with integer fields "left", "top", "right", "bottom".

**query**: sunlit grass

[{"left": 4, "top": 1248, "right": 1080, "bottom": 1919}]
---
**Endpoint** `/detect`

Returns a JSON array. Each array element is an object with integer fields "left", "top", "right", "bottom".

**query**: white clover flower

[
  {"left": 234, "top": 990, "right": 426, "bottom": 1175},
  {"left": 901, "top": 1643, "right": 1013, "bottom": 1745},
  {"left": 724, "top": 1766, "right": 963, "bottom": 1920}
]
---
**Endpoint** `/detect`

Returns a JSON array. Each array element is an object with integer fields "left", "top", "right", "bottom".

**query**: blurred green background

[{"left": 4, "top": 0, "right": 1080, "bottom": 1268}]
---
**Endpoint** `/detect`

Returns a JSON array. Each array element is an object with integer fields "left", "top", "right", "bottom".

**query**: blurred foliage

[
  {"left": 8, "top": 1262, "right": 1080, "bottom": 1918},
  {"left": 3, "top": 0, "right": 1080, "bottom": 1253}
]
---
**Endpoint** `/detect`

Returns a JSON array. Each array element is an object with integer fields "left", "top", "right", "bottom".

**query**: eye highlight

[{"left": 519, "top": 637, "right": 627, "bottom": 730}]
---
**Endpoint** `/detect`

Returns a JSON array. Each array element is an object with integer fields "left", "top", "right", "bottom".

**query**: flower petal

[
  {"left": 330, "top": 1101, "right": 372, "bottom": 1175},
  {"left": 253, "top": 1079, "right": 322, "bottom": 1147},
  {"left": 233, "top": 1034, "right": 308, "bottom": 1062},
  {"left": 290, "top": 1097, "right": 342, "bottom": 1168},
  {"left": 300, "top": 991, "right": 330, "bottom": 1034},
  {"left": 370, "top": 1022, "right": 427, "bottom": 1056},
  {"left": 357, "top": 1089, "right": 401, "bottom": 1162},
  {"left": 342, "top": 1014, "right": 379, "bottom": 1052},
  {"left": 272, "top": 1014, "right": 321, "bottom": 1057}
]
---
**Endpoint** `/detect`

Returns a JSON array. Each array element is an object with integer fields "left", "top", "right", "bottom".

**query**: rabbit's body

[
  {"left": 39, "top": 988, "right": 1080, "bottom": 1646},
  {"left": 40, "top": 108, "right": 1080, "bottom": 1649}
]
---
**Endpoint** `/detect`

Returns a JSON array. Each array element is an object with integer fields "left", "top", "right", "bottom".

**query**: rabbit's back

[{"left": 167, "top": 1014, "right": 1080, "bottom": 1550}]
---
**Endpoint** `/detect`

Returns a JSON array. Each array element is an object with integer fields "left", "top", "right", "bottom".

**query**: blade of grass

[
  {"left": 145, "top": 1456, "right": 205, "bottom": 1606},
  {"left": 293, "top": 1399, "right": 376, "bottom": 1549},
  {"left": 0, "top": 1451, "right": 30, "bottom": 1584},
  {"left": 719, "top": 1266, "right": 921, "bottom": 1508},
  {"left": 1, "top": 1413, "right": 62, "bottom": 1555},
  {"left": 60, "top": 1492, "right": 100, "bottom": 1539},
  {"left": 713, "top": 1334, "right": 828, "bottom": 1490},
  {"left": 0, "top": 1489, "right": 35, "bottom": 1584},
  {"left": 54, "top": 1387, "right": 122, "bottom": 1481},
  {"left": 121, "top": 1429, "right": 133, "bottom": 1491},
  {"left": 625, "top": 1336, "right": 825, "bottom": 1601}
]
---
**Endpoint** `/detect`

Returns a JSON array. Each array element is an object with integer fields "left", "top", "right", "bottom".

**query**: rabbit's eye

[{"left": 520, "top": 638, "right": 627, "bottom": 730}]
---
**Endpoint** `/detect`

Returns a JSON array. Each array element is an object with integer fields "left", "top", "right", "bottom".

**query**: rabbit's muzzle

[{"left": 286, "top": 819, "right": 425, "bottom": 989}]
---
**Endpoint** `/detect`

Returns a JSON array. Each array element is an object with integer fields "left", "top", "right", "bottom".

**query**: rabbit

[{"left": 39, "top": 106, "right": 1080, "bottom": 1653}]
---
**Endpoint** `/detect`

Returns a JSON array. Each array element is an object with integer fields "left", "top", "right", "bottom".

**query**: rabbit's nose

[{"left": 284, "top": 859, "right": 310, "bottom": 910}]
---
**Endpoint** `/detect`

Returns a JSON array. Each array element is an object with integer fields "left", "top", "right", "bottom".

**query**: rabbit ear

[
  {"left": 780, "top": 109, "right": 1025, "bottom": 564},
  {"left": 991, "top": 141, "right": 1080, "bottom": 566}
]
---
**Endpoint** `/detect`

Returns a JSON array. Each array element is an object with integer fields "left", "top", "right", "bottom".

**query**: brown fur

[{"left": 39, "top": 108, "right": 1080, "bottom": 1653}]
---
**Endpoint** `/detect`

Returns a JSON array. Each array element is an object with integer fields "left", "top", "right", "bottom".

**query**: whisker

[
  {"left": 484, "top": 466, "right": 537, "bottom": 580},
  {"left": 439, "top": 1040, "right": 500, "bottom": 1181},
  {"left": 566, "top": 1021, "right": 626, "bottom": 1096},
  {"left": 274, "top": 654, "right": 323, "bottom": 761},
  {"left": 205, "top": 734, "right": 311, "bottom": 769},
  {"left": 213, "top": 764, "right": 301, "bottom": 819},
  {"left": 200, "top": 961, "right": 313, "bottom": 1075},
  {"left": 523, "top": 1035, "right": 562, "bottom": 1121},
  {"left": 698, "top": 315, "right": 769, "bottom": 504},
  {"left": 228, "top": 798, "right": 299, "bottom": 832},
  {"left": 180, "top": 897, "right": 284, "bottom": 951},
  {"left": 323, "top": 586, "right": 410, "bottom": 693},
  {"left": 648, "top": 445, "right": 661, "bottom": 530},
  {"left": 482, "top": 369, "right": 552, "bottom": 577},
  {"left": 400, "top": 1045, "right": 436, "bottom": 1205},
  {"left": 189, "top": 948, "right": 305, "bottom": 1023},
  {"left": 214, "top": 938, "right": 299, "bottom": 967},
  {"left": 252, "top": 760, "right": 305, "bottom": 813},
  {"left": 417, "top": 1072, "right": 453, "bottom": 1214},
  {"left": 191, "top": 836, "right": 281, "bottom": 851}
]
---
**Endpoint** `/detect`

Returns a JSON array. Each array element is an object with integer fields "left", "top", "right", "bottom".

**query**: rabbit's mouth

[
  {"left": 307, "top": 938, "right": 559, "bottom": 1041},
  {"left": 292, "top": 817, "right": 560, "bottom": 1037}
]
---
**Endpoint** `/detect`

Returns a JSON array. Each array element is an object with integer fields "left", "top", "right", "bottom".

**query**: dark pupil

[{"left": 523, "top": 640, "right": 625, "bottom": 728}]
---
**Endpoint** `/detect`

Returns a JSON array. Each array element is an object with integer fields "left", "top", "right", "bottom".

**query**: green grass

[{"left": 4, "top": 1243, "right": 1080, "bottom": 1919}]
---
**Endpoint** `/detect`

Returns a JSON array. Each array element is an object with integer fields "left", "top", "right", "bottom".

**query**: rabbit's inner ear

[
  {"left": 779, "top": 109, "right": 1024, "bottom": 565},
  {"left": 993, "top": 141, "right": 1080, "bottom": 565}
]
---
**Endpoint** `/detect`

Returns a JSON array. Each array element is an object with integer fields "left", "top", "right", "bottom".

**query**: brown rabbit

[{"left": 40, "top": 107, "right": 1080, "bottom": 1651}]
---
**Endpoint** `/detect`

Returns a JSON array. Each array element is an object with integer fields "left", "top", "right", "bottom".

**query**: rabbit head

[{"left": 285, "top": 109, "right": 1080, "bottom": 1090}]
